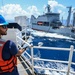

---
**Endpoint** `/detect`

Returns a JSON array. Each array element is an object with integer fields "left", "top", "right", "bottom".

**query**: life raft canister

[{"left": 0, "top": 40, "right": 17, "bottom": 73}]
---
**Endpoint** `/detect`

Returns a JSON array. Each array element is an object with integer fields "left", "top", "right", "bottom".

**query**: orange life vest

[{"left": 0, "top": 40, "right": 17, "bottom": 73}]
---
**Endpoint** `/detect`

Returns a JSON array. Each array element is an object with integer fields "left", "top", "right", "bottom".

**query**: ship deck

[
  {"left": 17, "top": 56, "right": 33, "bottom": 75},
  {"left": 17, "top": 57, "right": 28, "bottom": 75}
]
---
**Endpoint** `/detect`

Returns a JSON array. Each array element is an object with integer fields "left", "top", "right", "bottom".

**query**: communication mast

[
  {"left": 46, "top": 4, "right": 51, "bottom": 13},
  {"left": 66, "top": 6, "right": 72, "bottom": 26}
]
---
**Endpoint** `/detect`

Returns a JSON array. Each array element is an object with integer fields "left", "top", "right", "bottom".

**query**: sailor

[{"left": 0, "top": 15, "right": 27, "bottom": 75}]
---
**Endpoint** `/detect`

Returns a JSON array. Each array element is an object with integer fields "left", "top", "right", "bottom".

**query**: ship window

[
  {"left": 37, "top": 21, "right": 49, "bottom": 26},
  {"left": 32, "top": 23, "right": 37, "bottom": 25},
  {"left": 37, "top": 21, "right": 43, "bottom": 25},
  {"left": 43, "top": 22, "right": 49, "bottom": 26}
]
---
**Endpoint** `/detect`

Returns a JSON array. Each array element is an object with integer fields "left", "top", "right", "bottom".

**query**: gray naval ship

[{"left": 30, "top": 4, "right": 75, "bottom": 39}]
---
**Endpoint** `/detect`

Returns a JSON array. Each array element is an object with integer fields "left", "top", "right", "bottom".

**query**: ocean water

[{"left": 23, "top": 29, "right": 75, "bottom": 75}]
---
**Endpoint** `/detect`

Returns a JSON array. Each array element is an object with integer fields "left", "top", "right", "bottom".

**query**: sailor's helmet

[{"left": 0, "top": 15, "right": 8, "bottom": 26}]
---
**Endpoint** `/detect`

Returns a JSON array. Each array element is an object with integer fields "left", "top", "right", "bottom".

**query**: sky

[{"left": 0, "top": 0, "right": 75, "bottom": 21}]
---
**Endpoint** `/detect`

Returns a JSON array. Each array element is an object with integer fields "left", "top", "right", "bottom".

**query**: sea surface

[{"left": 23, "top": 29, "right": 75, "bottom": 75}]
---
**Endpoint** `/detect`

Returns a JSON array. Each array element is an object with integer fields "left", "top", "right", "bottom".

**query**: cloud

[
  {"left": 0, "top": 4, "right": 28, "bottom": 20},
  {"left": 27, "top": 5, "right": 40, "bottom": 18},
  {"left": 0, "top": 4, "right": 40, "bottom": 21},
  {"left": 47, "top": 0, "right": 69, "bottom": 19},
  {"left": 48, "top": 0, "right": 65, "bottom": 8},
  {"left": 48, "top": 0, "right": 66, "bottom": 12},
  {"left": 0, "top": 1, "right": 72, "bottom": 21}
]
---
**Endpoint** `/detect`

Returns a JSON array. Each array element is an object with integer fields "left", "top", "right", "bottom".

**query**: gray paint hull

[{"left": 32, "top": 25, "right": 75, "bottom": 39}]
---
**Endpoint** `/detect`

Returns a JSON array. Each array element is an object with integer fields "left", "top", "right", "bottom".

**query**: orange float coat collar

[{"left": 0, "top": 40, "right": 17, "bottom": 73}]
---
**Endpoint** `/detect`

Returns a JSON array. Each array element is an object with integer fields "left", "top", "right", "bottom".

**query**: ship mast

[
  {"left": 73, "top": 12, "right": 75, "bottom": 26},
  {"left": 46, "top": 4, "right": 51, "bottom": 13},
  {"left": 66, "top": 6, "right": 72, "bottom": 26}
]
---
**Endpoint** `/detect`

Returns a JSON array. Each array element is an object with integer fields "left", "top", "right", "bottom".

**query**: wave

[{"left": 30, "top": 29, "right": 74, "bottom": 40}]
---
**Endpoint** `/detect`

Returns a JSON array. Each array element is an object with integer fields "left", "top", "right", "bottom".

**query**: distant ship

[{"left": 30, "top": 4, "right": 75, "bottom": 39}]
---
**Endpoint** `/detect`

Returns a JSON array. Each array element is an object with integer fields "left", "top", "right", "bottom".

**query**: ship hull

[{"left": 32, "top": 25, "right": 75, "bottom": 39}]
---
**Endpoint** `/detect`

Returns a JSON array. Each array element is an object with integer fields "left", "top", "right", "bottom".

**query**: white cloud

[
  {"left": 47, "top": 0, "right": 69, "bottom": 19},
  {"left": 48, "top": 0, "right": 66, "bottom": 11},
  {"left": 27, "top": 5, "right": 40, "bottom": 18},
  {"left": 0, "top": 4, "right": 28, "bottom": 20},
  {"left": 0, "top": 1, "right": 73, "bottom": 21},
  {"left": 48, "top": 0, "right": 65, "bottom": 8},
  {"left": 0, "top": 4, "right": 40, "bottom": 20}
]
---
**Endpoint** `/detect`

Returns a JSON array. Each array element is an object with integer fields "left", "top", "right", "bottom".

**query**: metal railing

[{"left": 16, "top": 31, "right": 75, "bottom": 75}]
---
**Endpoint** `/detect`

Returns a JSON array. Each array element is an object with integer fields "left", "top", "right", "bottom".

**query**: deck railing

[{"left": 16, "top": 31, "right": 75, "bottom": 75}]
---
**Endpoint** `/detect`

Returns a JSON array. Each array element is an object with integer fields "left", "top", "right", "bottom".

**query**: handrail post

[
  {"left": 31, "top": 44, "right": 35, "bottom": 75},
  {"left": 67, "top": 45, "right": 74, "bottom": 75}
]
